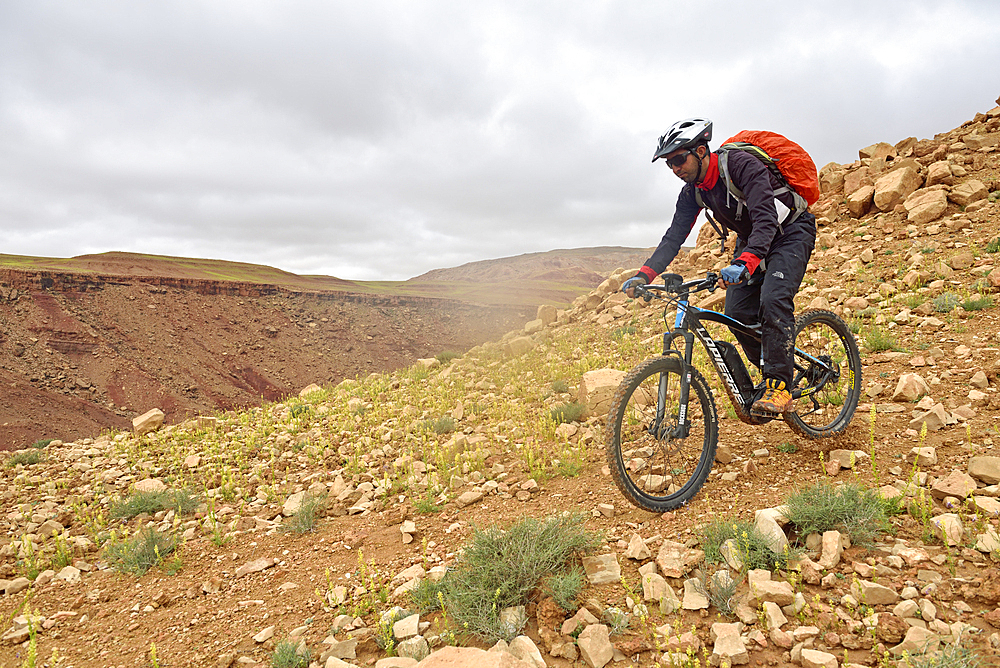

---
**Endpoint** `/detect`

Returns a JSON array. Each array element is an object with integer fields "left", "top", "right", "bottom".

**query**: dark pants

[{"left": 725, "top": 213, "right": 817, "bottom": 386}]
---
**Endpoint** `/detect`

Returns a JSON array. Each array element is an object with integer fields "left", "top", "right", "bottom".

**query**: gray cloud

[{"left": 1, "top": 1, "right": 998, "bottom": 280}]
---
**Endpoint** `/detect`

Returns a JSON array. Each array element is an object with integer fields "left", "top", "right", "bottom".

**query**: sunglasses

[{"left": 665, "top": 150, "right": 693, "bottom": 168}]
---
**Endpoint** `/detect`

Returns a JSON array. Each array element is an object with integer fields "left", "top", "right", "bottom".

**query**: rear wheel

[
  {"left": 784, "top": 309, "right": 862, "bottom": 438},
  {"left": 605, "top": 357, "right": 718, "bottom": 512}
]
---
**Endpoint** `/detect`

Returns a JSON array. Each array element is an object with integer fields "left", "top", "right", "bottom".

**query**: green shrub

[
  {"left": 700, "top": 519, "right": 792, "bottom": 572},
  {"left": 6, "top": 450, "right": 44, "bottom": 467},
  {"left": 30, "top": 439, "right": 53, "bottom": 449},
  {"left": 962, "top": 294, "right": 993, "bottom": 311},
  {"left": 436, "top": 350, "right": 461, "bottom": 365},
  {"left": 897, "top": 293, "right": 926, "bottom": 310},
  {"left": 423, "top": 416, "right": 456, "bottom": 435},
  {"left": 104, "top": 527, "right": 177, "bottom": 575},
  {"left": 283, "top": 493, "right": 324, "bottom": 534},
  {"left": 909, "top": 639, "right": 982, "bottom": 668},
  {"left": 409, "top": 578, "right": 446, "bottom": 613},
  {"left": 289, "top": 403, "right": 311, "bottom": 418},
  {"left": 985, "top": 236, "right": 1000, "bottom": 253},
  {"left": 413, "top": 492, "right": 442, "bottom": 514},
  {"left": 551, "top": 379, "right": 570, "bottom": 394},
  {"left": 932, "top": 292, "right": 962, "bottom": 313},
  {"left": 541, "top": 568, "right": 584, "bottom": 611},
  {"left": 111, "top": 489, "right": 200, "bottom": 520},
  {"left": 549, "top": 402, "right": 586, "bottom": 425},
  {"left": 864, "top": 325, "right": 904, "bottom": 353},
  {"left": 271, "top": 638, "right": 310, "bottom": 668},
  {"left": 611, "top": 326, "right": 637, "bottom": 340},
  {"left": 433, "top": 514, "right": 601, "bottom": 642},
  {"left": 784, "top": 482, "right": 898, "bottom": 547}
]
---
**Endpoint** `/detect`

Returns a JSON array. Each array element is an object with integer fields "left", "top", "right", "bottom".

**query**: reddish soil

[{"left": 0, "top": 271, "right": 524, "bottom": 450}]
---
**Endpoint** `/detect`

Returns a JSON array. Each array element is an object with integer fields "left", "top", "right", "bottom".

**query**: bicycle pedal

[{"left": 749, "top": 406, "right": 781, "bottom": 418}]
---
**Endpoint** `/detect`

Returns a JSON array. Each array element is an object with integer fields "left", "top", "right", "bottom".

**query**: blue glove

[
  {"left": 622, "top": 276, "right": 648, "bottom": 297},
  {"left": 720, "top": 263, "right": 749, "bottom": 285}
]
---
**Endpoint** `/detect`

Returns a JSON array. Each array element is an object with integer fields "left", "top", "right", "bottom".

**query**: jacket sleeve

[
  {"left": 638, "top": 186, "right": 701, "bottom": 281},
  {"left": 726, "top": 151, "right": 781, "bottom": 262}
]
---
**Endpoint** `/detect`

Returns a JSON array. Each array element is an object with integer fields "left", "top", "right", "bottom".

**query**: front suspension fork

[{"left": 654, "top": 329, "right": 695, "bottom": 440}]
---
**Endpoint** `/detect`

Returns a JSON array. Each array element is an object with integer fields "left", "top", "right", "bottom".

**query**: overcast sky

[{"left": 2, "top": 1, "right": 999, "bottom": 281}]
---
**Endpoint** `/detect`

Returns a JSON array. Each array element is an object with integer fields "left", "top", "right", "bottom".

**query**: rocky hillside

[{"left": 1, "top": 96, "right": 1000, "bottom": 668}]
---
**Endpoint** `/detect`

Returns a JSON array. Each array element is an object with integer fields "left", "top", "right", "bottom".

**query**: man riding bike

[{"left": 623, "top": 118, "right": 817, "bottom": 416}]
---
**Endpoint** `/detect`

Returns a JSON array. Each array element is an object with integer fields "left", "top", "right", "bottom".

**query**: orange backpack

[{"left": 695, "top": 130, "right": 820, "bottom": 227}]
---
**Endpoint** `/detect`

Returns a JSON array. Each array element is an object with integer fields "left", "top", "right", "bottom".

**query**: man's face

[{"left": 665, "top": 148, "right": 701, "bottom": 184}]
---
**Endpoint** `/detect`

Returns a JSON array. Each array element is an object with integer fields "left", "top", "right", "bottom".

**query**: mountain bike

[{"left": 605, "top": 271, "right": 862, "bottom": 512}]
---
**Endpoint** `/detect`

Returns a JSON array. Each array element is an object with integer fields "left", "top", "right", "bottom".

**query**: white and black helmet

[{"left": 652, "top": 118, "right": 713, "bottom": 163}]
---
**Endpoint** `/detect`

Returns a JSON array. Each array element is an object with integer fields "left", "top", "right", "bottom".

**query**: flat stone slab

[
  {"left": 582, "top": 553, "right": 621, "bottom": 585},
  {"left": 656, "top": 540, "right": 704, "bottom": 578}
]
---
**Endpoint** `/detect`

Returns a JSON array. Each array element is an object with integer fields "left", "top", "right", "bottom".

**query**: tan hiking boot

[{"left": 752, "top": 378, "right": 793, "bottom": 415}]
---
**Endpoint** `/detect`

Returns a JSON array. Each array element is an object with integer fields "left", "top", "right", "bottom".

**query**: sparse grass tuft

[
  {"left": 898, "top": 293, "right": 926, "bottom": 310},
  {"left": 103, "top": 527, "right": 177, "bottom": 575},
  {"left": 699, "top": 570, "right": 739, "bottom": 618},
  {"left": 413, "top": 492, "right": 443, "bottom": 514},
  {"left": 111, "top": 489, "right": 200, "bottom": 520},
  {"left": 909, "top": 639, "right": 982, "bottom": 667},
  {"left": 932, "top": 292, "right": 962, "bottom": 313},
  {"left": 549, "top": 402, "right": 586, "bottom": 425},
  {"left": 29, "top": 439, "right": 52, "bottom": 449},
  {"left": 6, "top": 450, "right": 44, "bottom": 467},
  {"left": 700, "top": 519, "right": 792, "bottom": 572},
  {"left": 423, "top": 416, "right": 456, "bottom": 435},
  {"left": 283, "top": 493, "right": 324, "bottom": 534},
  {"left": 962, "top": 294, "right": 993, "bottom": 311},
  {"left": 436, "top": 350, "right": 461, "bottom": 365},
  {"left": 985, "top": 236, "right": 1000, "bottom": 253},
  {"left": 784, "top": 482, "right": 899, "bottom": 547},
  {"left": 270, "top": 638, "right": 309, "bottom": 668},
  {"left": 551, "top": 379, "right": 570, "bottom": 394},
  {"left": 864, "top": 325, "right": 905, "bottom": 353},
  {"left": 541, "top": 568, "right": 584, "bottom": 611},
  {"left": 611, "top": 325, "right": 637, "bottom": 340},
  {"left": 409, "top": 577, "right": 447, "bottom": 613},
  {"left": 433, "top": 514, "right": 601, "bottom": 642}
]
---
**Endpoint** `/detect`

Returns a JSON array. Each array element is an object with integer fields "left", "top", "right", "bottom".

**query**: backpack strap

[{"left": 695, "top": 190, "right": 729, "bottom": 254}]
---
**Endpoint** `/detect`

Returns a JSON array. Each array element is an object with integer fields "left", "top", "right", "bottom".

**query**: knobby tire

[
  {"left": 784, "top": 309, "right": 863, "bottom": 438},
  {"left": 605, "top": 357, "right": 718, "bottom": 513}
]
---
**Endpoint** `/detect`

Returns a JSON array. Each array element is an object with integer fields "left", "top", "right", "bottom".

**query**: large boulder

[
  {"left": 903, "top": 188, "right": 948, "bottom": 225},
  {"left": 846, "top": 185, "right": 875, "bottom": 218},
  {"left": 860, "top": 142, "right": 897, "bottom": 160},
  {"left": 963, "top": 132, "right": 999, "bottom": 150},
  {"left": 924, "top": 161, "right": 954, "bottom": 187},
  {"left": 818, "top": 166, "right": 845, "bottom": 194},
  {"left": 132, "top": 408, "right": 165, "bottom": 435},
  {"left": 414, "top": 646, "right": 535, "bottom": 668},
  {"left": 892, "top": 373, "right": 929, "bottom": 402},
  {"left": 873, "top": 165, "right": 923, "bottom": 211},
  {"left": 969, "top": 456, "right": 1000, "bottom": 485},
  {"left": 578, "top": 369, "right": 627, "bottom": 419},
  {"left": 504, "top": 337, "right": 536, "bottom": 357},
  {"left": 843, "top": 167, "right": 872, "bottom": 196},
  {"left": 949, "top": 179, "right": 988, "bottom": 207},
  {"left": 536, "top": 304, "right": 557, "bottom": 326}
]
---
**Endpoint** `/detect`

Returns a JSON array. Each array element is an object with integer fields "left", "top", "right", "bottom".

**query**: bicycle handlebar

[{"left": 634, "top": 271, "right": 720, "bottom": 301}]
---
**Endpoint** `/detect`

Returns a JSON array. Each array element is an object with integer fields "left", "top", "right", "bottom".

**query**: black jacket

[{"left": 640, "top": 150, "right": 799, "bottom": 278}]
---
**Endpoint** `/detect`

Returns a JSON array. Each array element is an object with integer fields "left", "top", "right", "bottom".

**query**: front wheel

[
  {"left": 784, "top": 309, "right": 862, "bottom": 438},
  {"left": 605, "top": 357, "right": 719, "bottom": 512}
]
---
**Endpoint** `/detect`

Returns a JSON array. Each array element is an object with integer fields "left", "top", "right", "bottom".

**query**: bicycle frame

[{"left": 645, "top": 275, "right": 842, "bottom": 431}]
